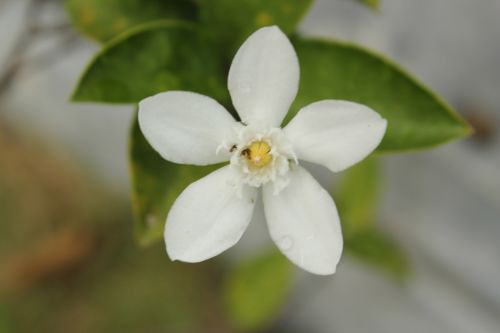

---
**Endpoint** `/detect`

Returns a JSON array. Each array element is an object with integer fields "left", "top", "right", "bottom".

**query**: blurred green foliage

[
  {"left": 345, "top": 229, "right": 409, "bottom": 279},
  {"left": 196, "top": 0, "right": 313, "bottom": 54},
  {"left": 7, "top": 245, "right": 214, "bottom": 333},
  {"left": 336, "top": 159, "right": 409, "bottom": 278},
  {"left": 65, "top": 0, "right": 197, "bottom": 42},
  {"left": 0, "top": 126, "right": 229, "bottom": 332},
  {"left": 224, "top": 249, "right": 293, "bottom": 331},
  {"left": 0, "top": 305, "right": 9, "bottom": 333},
  {"left": 359, "top": 0, "right": 380, "bottom": 10},
  {"left": 336, "top": 158, "right": 380, "bottom": 235}
]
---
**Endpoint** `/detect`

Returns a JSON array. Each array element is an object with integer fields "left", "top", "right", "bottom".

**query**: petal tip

[
  {"left": 257, "top": 24, "right": 280, "bottom": 32},
  {"left": 260, "top": 25, "right": 288, "bottom": 40},
  {"left": 166, "top": 247, "right": 192, "bottom": 263},
  {"left": 309, "top": 263, "right": 338, "bottom": 276},
  {"left": 165, "top": 242, "right": 177, "bottom": 261}
]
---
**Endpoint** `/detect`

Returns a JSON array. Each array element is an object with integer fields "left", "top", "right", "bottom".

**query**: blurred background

[{"left": 1, "top": 0, "right": 499, "bottom": 332}]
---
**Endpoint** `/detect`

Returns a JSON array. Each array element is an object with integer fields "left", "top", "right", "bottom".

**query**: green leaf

[
  {"left": 289, "top": 38, "right": 471, "bottom": 152},
  {"left": 65, "top": 0, "right": 197, "bottom": 42},
  {"left": 358, "top": 0, "right": 380, "bottom": 10},
  {"left": 335, "top": 159, "right": 409, "bottom": 279},
  {"left": 345, "top": 229, "right": 409, "bottom": 280},
  {"left": 196, "top": 0, "right": 313, "bottom": 55},
  {"left": 129, "top": 116, "right": 221, "bottom": 246},
  {"left": 72, "top": 21, "right": 228, "bottom": 104},
  {"left": 223, "top": 249, "right": 293, "bottom": 331},
  {"left": 336, "top": 158, "right": 380, "bottom": 235}
]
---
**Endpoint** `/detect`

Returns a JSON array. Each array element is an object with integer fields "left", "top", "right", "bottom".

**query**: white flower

[{"left": 138, "top": 26, "right": 387, "bottom": 275}]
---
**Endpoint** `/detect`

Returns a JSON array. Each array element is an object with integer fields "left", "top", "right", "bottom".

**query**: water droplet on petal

[{"left": 278, "top": 236, "right": 294, "bottom": 251}]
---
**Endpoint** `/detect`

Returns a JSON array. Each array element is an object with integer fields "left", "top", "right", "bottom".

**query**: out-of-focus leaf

[
  {"left": 65, "top": 0, "right": 197, "bottom": 42},
  {"left": 85, "top": 244, "right": 214, "bottom": 332},
  {"left": 224, "top": 249, "right": 293, "bottom": 331},
  {"left": 336, "top": 158, "right": 379, "bottom": 235},
  {"left": 0, "top": 305, "right": 9, "bottom": 333},
  {"left": 72, "top": 21, "right": 228, "bottom": 104},
  {"left": 335, "top": 159, "right": 409, "bottom": 279},
  {"left": 289, "top": 38, "right": 471, "bottom": 152},
  {"left": 345, "top": 229, "right": 409, "bottom": 279},
  {"left": 196, "top": 0, "right": 313, "bottom": 54},
  {"left": 358, "top": 0, "right": 380, "bottom": 10},
  {"left": 129, "top": 117, "right": 221, "bottom": 246}
]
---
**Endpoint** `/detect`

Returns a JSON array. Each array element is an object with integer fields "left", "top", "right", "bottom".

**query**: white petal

[
  {"left": 284, "top": 100, "right": 387, "bottom": 172},
  {"left": 165, "top": 166, "right": 257, "bottom": 262},
  {"left": 228, "top": 26, "right": 299, "bottom": 128},
  {"left": 263, "top": 166, "right": 343, "bottom": 275},
  {"left": 138, "top": 91, "right": 237, "bottom": 165}
]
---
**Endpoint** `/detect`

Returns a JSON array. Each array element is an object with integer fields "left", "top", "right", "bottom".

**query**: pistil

[{"left": 244, "top": 140, "right": 272, "bottom": 168}]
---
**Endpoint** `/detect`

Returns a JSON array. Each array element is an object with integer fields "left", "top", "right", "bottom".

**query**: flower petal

[
  {"left": 284, "top": 100, "right": 387, "bottom": 172},
  {"left": 263, "top": 166, "right": 343, "bottom": 275},
  {"left": 165, "top": 165, "right": 257, "bottom": 262},
  {"left": 139, "top": 91, "right": 237, "bottom": 165},
  {"left": 228, "top": 26, "right": 300, "bottom": 128}
]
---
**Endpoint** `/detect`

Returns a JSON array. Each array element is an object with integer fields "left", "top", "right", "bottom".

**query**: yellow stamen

[{"left": 244, "top": 141, "right": 272, "bottom": 168}]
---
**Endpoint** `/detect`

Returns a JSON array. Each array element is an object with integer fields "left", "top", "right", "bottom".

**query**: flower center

[
  {"left": 219, "top": 125, "right": 298, "bottom": 195},
  {"left": 244, "top": 140, "right": 272, "bottom": 168}
]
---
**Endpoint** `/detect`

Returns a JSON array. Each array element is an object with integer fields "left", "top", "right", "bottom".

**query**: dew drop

[{"left": 278, "top": 236, "right": 294, "bottom": 251}]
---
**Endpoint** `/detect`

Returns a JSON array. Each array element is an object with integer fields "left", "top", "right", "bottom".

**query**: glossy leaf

[
  {"left": 129, "top": 117, "right": 221, "bottom": 246},
  {"left": 196, "top": 0, "right": 313, "bottom": 54},
  {"left": 72, "top": 21, "right": 228, "bottom": 104},
  {"left": 335, "top": 159, "right": 409, "bottom": 278},
  {"left": 288, "top": 38, "right": 471, "bottom": 152},
  {"left": 65, "top": 0, "right": 197, "bottom": 42},
  {"left": 224, "top": 249, "right": 293, "bottom": 331}
]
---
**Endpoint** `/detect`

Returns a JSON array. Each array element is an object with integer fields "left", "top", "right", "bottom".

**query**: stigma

[{"left": 244, "top": 141, "right": 272, "bottom": 168}]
